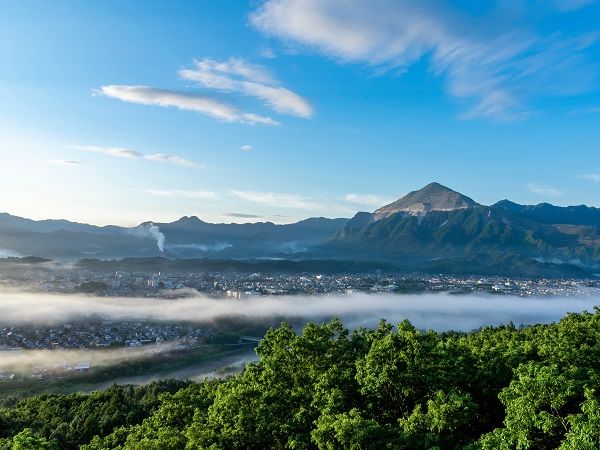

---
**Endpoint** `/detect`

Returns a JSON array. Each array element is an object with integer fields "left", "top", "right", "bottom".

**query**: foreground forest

[{"left": 3, "top": 310, "right": 600, "bottom": 449}]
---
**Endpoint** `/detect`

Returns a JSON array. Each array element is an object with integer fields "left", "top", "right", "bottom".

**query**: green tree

[{"left": 12, "top": 428, "right": 59, "bottom": 450}]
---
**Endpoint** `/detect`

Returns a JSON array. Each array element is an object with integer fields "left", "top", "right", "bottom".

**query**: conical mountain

[{"left": 374, "top": 182, "right": 480, "bottom": 220}]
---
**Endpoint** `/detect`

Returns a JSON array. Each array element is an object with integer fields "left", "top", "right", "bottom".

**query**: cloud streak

[
  {"left": 251, "top": 0, "right": 599, "bottom": 121},
  {"left": 230, "top": 190, "right": 325, "bottom": 210},
  {"left": 46, "top": 160, "right": 83, "bottom": 166},
  {"left": 144, "top": 154, "right": 205, "bottom": 168},
  {"left": 224, "top": 213, "right": 263, "bottom": 219},
  {"left": 528, "top": 183, "right": 565, "bottom": 197},
  {"left": 145, "top": 189, "right": 218, "bottom": 199},
  {"left": 66, "top": 145, "right": 142, "bottom": 159},
  {"left": 345, "top": 193, "right": 393, "bottom": 207},
  {"left": 67, "top": 145, "right": 205, "bottom": 169},
  {"left": 96, "top": 85, "right": 279, "bottom": 126},
  {"left": 179, "top": 57, "right": 313, "bottom": 118}
]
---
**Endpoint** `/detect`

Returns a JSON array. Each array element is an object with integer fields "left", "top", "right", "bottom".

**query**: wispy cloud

[
  {"left": 145, "top": 189, "right": 218, "bottom": 199},
  {"left": 261, "top": 48, "right": 277, "bottom": 59},
  {"left": 96, "top": 85, "right": 279, "bottom": 126},
  {"left": 67, "top": 145, "right": 205, "bottom": 169},
  {"left": 251, "top": 0, "right": 598, "bottom": 121},
  {"left": 144, "top": 154, "right": 205, "bottom": 168},
  {"left": 46, "top": 160, "right": 82, "bottom": 166},
  {"left": 240, "top": 144, "right": 252, "bottom": 151},
  {"left": 224, "top": 212, "right": 264, "bottom": 219},
  {"left": 179, "top": 57, "right": 313, "bottom": 118},
  {"left": 579, "top": 174, "right": 600, "bottom": 182},
  {"left": 66, "top": 145, "right": 142, "bottom": 158},
  {"left": 528, "top": 183, "right": 565, "bottom": 197},
  {"left": 344, "top": 193, "right": 392, "bottom": 207},
  {"left": 230, "top": 190, "right": 325, "bottom": 210}
]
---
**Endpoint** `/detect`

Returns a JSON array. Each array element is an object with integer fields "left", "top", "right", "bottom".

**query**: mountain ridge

[{"left": 3, "top": 183, "right": 600, "bottom": 278}]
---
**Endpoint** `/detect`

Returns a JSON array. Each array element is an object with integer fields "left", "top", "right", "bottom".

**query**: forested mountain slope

[{"left": 330, "top": 206, "right": 600, "bottom": 267}]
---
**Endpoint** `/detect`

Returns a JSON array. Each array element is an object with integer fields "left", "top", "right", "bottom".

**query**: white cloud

[
  {"left": 240, "top": 145, "right": 252, "bottom": 151},
  {"left": 46, "top": 160, "right": 82, "bottom": 166},
  {"left": 66, "top": 145, "right": 142, "bottom": 158},
  {"left": 67, "top": 145, "right": 205, "bottom": 169},
  {"left": 97, "top": 85, "right": 280, "bottom": 126},
  {"left": 344, "top": 193, "right": 392, "bottom": 207},
  {"left": 528, "top": 183, "right": 565, "bottom": 197},
  {"left": 230, "top": 190, "right": 325, "bottom": 210},
  {"left": 144, "top": 154, "right": 206, "bottom": 168},
  {"left": 261, "top": 48, "right": 277, "bottom": 59},
  {"left": 179, "top": 57, "right": 313, "bottom": 118},
  {"left": 251, "top": 0, "right": 598, "bottom": 121},
  {"left": 579, "top": 174, "right": 600, "bottom": 182},
  {"left": 145, "top": 189, "right": 218, "bottom": 199}
]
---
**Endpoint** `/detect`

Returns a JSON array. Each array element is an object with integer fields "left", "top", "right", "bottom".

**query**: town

[
  {"left": 1, "top": 266, "right": 597, "bottom": 299},
  {"left": 1, "top": 266, "right": 598, "bottom": 353},
  {"left": 1, "top": 266, "right": 599, "bottom": 386}
]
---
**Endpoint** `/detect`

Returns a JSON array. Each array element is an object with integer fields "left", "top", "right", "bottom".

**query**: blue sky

[{"left": 1, "top": 0, "right": 599, "bottom": 226}]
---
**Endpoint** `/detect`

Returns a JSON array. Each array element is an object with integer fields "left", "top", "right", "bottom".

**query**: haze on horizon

[{"left": 1, "top": 1, "right": 599, "bottom": 227}]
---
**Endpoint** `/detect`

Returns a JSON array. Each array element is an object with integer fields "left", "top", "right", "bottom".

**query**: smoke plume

[
  {"left": 148, "top": 224, "right": 165, "bottom": 252},
  {"left": 126, "top": 224, "right": 166, "bottom": 252}
]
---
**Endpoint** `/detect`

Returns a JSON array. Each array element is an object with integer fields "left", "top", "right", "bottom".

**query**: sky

[{"left": 1, "top": 0, "right": 599, "bottom": 226}]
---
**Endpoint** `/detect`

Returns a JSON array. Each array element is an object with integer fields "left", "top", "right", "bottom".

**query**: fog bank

[{"left": 1, "top": 289, "right": 599, "bottom": 332}]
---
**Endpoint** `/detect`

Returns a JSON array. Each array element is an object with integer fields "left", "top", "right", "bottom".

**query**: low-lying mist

[
  {"left": 1, "top": 288, "right": 599, "bottom": 332},
  {"left": 0, "top": 342, "right": 180, "bottom": 374}
]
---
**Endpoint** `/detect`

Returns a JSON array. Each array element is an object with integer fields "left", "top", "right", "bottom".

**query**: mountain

[
  {"left": 328, "top": 183, "right": 600, "bottom": 277},
  {"left": 493, "top": 200, "right": 600, "bottom": 226},
  {"left": 3, "top": 182, "right": 600, "bottom": 278},
  {"left": 373, "top": 182, "right": 479, "bottom": 220},
  {"left": 0, "top": 213, "right": 349, "bottom": 261}
]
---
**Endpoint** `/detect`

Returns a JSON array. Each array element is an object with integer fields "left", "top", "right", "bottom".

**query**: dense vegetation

[
  {"left": 0, "top": 380, "right": 191, "bottom": 449},
  {"left": 74, "top": 257, "right": 398, "bottom": 274},
  {"left": 4, "top": 310, "right": 600, "bottom": 449}
]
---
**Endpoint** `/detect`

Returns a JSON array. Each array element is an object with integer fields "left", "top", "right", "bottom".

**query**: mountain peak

[{"left": 374, "top": 182, "right": 479, "bottom": 220}]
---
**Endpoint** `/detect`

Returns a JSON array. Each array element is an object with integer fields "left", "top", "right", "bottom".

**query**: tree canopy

[{"left": 3, "top": 310, "right": 600, "bottom": 449}]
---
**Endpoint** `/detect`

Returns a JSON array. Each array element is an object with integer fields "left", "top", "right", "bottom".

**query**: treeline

[
  {"left": 0, "top": 380, "right": 190, "bottom": 449},
  {"left": 4, "top": 310, "right": 600, "bottom": 448},
  {"left": 74, "top": 257, "right": 398, "bottom": 274}
]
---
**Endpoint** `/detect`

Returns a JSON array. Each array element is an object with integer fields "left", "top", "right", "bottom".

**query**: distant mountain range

[
  {"left": 0, "top": 212, "right": 349, "bottom": 260},
  {"left": 2, "top": 182, "right": 600, "bottom": 277}
]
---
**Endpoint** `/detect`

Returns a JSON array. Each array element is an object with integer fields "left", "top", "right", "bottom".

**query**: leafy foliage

[{"left": 4, "top": 311, "right": 600, "bottom": 448}]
